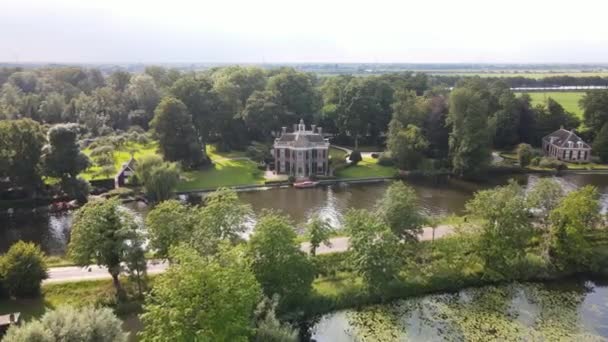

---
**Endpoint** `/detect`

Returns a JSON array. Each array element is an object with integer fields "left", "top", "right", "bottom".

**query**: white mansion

[
  {"left": 272, "top": 120, "right": 330, "bottom": 178},
  {"left": 542, "top": 128, "right": 591, "bottom": 163}
]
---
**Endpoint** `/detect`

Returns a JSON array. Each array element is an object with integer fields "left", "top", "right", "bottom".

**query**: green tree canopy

[
  {"left": 150, "top": 96, "right": 207, "bottom": 168},
  {"left": 0, "top": 119, "right": 46, "bottom": 193},
  {"left": 145, "top": 199, "right": 194, "bottom": 260},
  {"left": 593, "top": 122, "right": 608, "bottom": 163},
  {"left": 344, "top": 209, "right": 402, "bottom": 294},
  {"left": 247, "top": 210, "right": 315, "bottom": 308},
  {"left": 305, "top": 214, "right": 333, "bottom": 256},
  {"left": 375, "top": 181, "right": 425, "bottom": 242},
  {"left": 140, "top": 245, "right": 261, "bottom": 342},
  {"left": 466, "top": 181, "right": 533, "bottom": 279},
  {"left": 580, "top": 90, "right": 608, "bottom": 133},
  {"left": 387, "top": 121, "right": 429, "bottom": 170},
  {"left": 517, "top": 143, "right": 533, "bottom": 167},
  {"left": 69, "top": 198, "right": 144, "bottom": 300},
  {"left": 447, "top": 86, "right": 491, "bottom": 177},
  {"left": 549, "top": 186, "right": 601, "bottom": 271}
]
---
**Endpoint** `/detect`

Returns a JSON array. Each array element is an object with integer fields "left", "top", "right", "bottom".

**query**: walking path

[{"left": 44, "top": 225, "right": 454, "bottom": 284}]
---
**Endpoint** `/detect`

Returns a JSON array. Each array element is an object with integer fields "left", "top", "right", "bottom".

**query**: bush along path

[{"left": 45, "top": 225, "right": 454, "bottom": 283}]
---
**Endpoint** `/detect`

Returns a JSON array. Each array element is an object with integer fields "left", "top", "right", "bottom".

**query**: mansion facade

[
  {"left": 542, "top": 128, "right": 591, "bottom": 163},
  {"left": 273, "top": 120, "right": 330, "bottom": 178}
]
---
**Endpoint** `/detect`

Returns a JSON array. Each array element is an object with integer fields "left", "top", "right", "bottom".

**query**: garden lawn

[
  {"left": 335, "top": 155, "right": 396, "bottom": 179},
  {"left": 81, "top": 141, "right": 160, "bottom": 181},
  {"left": 176, "top": 158, "right": 264, "bottom": 191}
]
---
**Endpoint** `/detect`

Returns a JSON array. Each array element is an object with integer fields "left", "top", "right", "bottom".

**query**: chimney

[
  {"left": 317, "top": 127, "right": 322, "bottom": 135},
  {"left": 311, "top": 124, "right": 316, "bottom": 132}
]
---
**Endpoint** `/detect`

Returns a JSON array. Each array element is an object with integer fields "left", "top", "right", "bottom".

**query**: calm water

[
  {"left": 310, "top": 280, "right": 608, "bottom": 341},
  {"left": 3, "top": 173, "right": 608, "bottom": 255}
]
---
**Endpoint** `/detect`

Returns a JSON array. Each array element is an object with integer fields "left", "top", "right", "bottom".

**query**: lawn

[
  {"left": 429, "top": 71, "right": 608, "bottom": 79},
  {"left": 81, "top": 141, "right": 159, "bottom": 181},
  {"left": 521, "top": 92, "right": 585, "bottom": 118},
  {"left": 335, "top": 155, "right": 396, "bottom": 179},
  {"left": 175, "top": 158, "right": 264, "bottom": 191}
]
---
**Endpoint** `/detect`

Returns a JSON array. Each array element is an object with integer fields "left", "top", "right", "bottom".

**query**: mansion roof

[
  {"left": 274, "top": 120, "right": 329, "bottom": 149},
  {"left": 543, "top": 128, "right": 590, "bottom": 149}
]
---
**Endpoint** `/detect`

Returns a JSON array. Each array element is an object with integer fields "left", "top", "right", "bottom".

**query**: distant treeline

[{"left": 430, "top": 75, "right": 608, "bottom": 88}]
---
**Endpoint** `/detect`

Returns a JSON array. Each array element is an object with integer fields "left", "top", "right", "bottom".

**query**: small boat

[{"left": 293, "top": 181, "right": 319, "bottom": 189}]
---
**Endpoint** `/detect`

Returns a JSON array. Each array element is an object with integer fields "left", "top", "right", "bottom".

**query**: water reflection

[
  {"left": 310, "top": 281, "right": 608, "bottom": 341},
  {"left": 3, "top": 173, "right": 608, "bottom": 255}
]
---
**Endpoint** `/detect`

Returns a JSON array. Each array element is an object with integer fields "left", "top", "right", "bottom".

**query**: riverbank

[{"left": 4, "top": 232, "right": 607, "bottom": 340}]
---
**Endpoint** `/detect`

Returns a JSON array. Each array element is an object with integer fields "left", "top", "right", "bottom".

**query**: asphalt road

[{"left": 45, "top": 225, "right": 453, "bottom": 284}]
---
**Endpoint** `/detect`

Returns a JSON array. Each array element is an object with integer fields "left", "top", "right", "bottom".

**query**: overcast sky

[{"left": 2, "top": 0, "right": 608, "bottom": 64}]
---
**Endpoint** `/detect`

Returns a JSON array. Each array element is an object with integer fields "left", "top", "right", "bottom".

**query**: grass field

[
  {"left": 81, "top": 141, "right": 159, "bottom": 181},
  {"left": 335, "top": 155, "right": 396, "bottom": 179},
  {"left": 428, "top": 71, "right": 608, "bottom": 78},
  {"left": 519, "top": 92, "right": 585, "bottom": 118}
]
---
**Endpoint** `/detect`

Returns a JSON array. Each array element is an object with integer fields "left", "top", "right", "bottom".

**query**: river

[
  {"left": 310, "top": 279, "right": 608, "bottom": 341},
  {"left": 2, "top": 172, "right": 608, "bottom": 256}
]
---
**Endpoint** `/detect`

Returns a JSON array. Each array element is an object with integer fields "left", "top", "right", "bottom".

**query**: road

[{"left": 45, "top": 225, "right": 454, "bottom": 284}]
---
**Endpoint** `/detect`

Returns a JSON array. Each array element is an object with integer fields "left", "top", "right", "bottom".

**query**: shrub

[
  {"left": 313, "top": 251, "right": 352, "bottom": 277},
  {"left": 349, "top": 150, "right": 362, "bottom": 165},
  {"left": 105, "top": 187, "right": 135, "bottom": 199},
  {"left": 377, "top": 152, "right": 395, "bottom": 166},
  {"left": 0, "top": 241, "right": 48, "bottom": 298},
  {"left": 517, "top": 143, "right": 533, "bottom": 167},
  {"left": 371, "top": 153, "right": 380, "bottom": 159},
  {"left": 4, "top": 306, "right": 127, "bottom": 342},
  {"left": 246, "top": 142, "right": 272, "bottom": 163},
  {"left": 530, "top": 156, "right": 541, "bottom": 166},
  {"left": 288, "top": 175, "right": 296, "bottom": 183},
  {"left": 539, "top": 157, "right": 567, "bottom": 170}
]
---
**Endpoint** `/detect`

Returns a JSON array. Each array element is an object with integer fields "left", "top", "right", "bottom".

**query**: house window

[
  {"left": 569, "top": 150, "right": 573, "bottom": 160},
  {"left": 280, "top": 162, "right": 285, "bottom": 173},
  {"left": 563, "top": 150, "right": 566, "bottom": 159},
  {"left": 280, "top": 149, "right": 285, "bottom": 158},
  {"left": 584, "top": 151, "right": 588, "bottom": 160}
]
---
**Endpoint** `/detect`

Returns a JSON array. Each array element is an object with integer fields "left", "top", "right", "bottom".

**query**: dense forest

[{"left": 2, "top": 65, "right": 608, "bottom": 200}]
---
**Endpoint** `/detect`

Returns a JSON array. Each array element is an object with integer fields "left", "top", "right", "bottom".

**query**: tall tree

[
  {"left": 549, "top": 186, "right": 600, "bottom": 270},
  {"left": 0, "top": 119, "right": 46, "bottom": 193},
  {"left": 344, "top": 209, "right": 402, "bottom": 294},
  {"left": 375, "top": 181, "right": 425, "bottom": 242},
  {"left": 387, "top": 121, "right": 429, "bottom": 170},
  {"left": 140, "top": 245, "right": 261, "bottom": 341},
  {"left": 69, "top": 198, "right": 144, "bottom": 301},
  {"left": 593, "top": 122, "right": 608, "bottom": 163},
  {"left": 192, "top": 188, "right": 252, "bottom": 252},
  {"left": 447, "top": 86, "right": 492, "bottom": 177},
  {"left": 242, "top": 90, "right": 289, "bottom": 139},
  {"left": 466, "top": 181, "right": 533, "bottom": 279},
  {"left": 145, "top": 199, "right": 194, "bottom": 260},
  {"left": 170, "top": 75, "right": 216, "bottom": 156},
  {"left": 41, "top": 123, "right": 90, "bottom": 201},
  {"left": 150, "top": 97, "right": 207, "bottom": 168},
  {"left": 305, "top": 214, "right": 333, "bottom": 256},
  {"left": 247, "top": 211, "right": 315, "bottom": 308},
  {"left": 580, "top": 90, "right": 608, "bottom": 134},
  {"left": 391, "top": 89, "right": 426, "bottom": 127},
  {"left": 127, "top": 74, "right": 160, "bottom": 128},
  {"left": 267, "top": 69, "right": 320, "bottom": 124}
]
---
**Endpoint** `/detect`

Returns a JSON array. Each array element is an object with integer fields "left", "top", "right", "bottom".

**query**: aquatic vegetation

[{"left": 314, "top": 282, "right": 608, "bottom": 341}]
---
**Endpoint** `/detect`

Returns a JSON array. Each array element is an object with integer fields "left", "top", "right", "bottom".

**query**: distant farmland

[
  {"left": 518, "top": 92, "right": 585, "bottom": 118},
  {"left": 429, "top": 71, "right": 608, "bottom": 79}
]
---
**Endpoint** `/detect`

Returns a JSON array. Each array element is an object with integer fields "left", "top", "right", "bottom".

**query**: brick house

[
  {"left": 542, "top": 128, "right": 591, "bottom": 163},
  {"left": 272, "top": 120, "right": 330, "bottom": 179}
]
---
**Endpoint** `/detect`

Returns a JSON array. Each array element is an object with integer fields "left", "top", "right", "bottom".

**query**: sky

[{"left": 2, "top": 0, "right": 608, "bottom": 64}]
